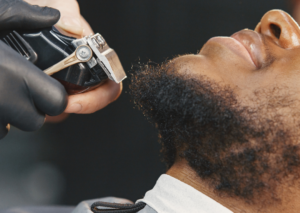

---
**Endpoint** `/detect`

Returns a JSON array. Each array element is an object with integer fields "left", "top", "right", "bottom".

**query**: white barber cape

[
  {"left": 1, "top": 174, "right": 233, "bottom": 213},
  {"left": 137, "top": 174, "right": 233, "bottom": 213}
]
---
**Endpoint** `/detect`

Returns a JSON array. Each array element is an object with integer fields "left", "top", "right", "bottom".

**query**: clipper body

[{"left": 0, "top": 27, "right": 126, "bottom": 94}]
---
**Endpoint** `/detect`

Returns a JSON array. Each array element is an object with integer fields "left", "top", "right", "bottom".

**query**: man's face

[
  {"left": 131, "top": 9, "right": 300, "bottom": 207},
  {"left": 174, "top": 10, "right": 300, "bottom": 101}
]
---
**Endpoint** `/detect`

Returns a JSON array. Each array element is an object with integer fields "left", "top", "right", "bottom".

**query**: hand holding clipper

[
  {"left": 0, "top": 27, "right": 127, "bottom": 95},
  {"left": 0, "top": 0, "right": 67, "bottom": 139},
  {"left": 22, "top": 0, "right": 125, "bottom": 114}
]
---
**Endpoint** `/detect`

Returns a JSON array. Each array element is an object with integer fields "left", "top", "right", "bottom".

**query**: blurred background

[{"left": 0, "top": 0, "right": 294, "bottom": 210}]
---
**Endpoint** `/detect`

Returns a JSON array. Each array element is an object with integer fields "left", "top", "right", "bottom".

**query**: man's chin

[{"left": 130, "top": 61, "right": 300, "bottom": 205}]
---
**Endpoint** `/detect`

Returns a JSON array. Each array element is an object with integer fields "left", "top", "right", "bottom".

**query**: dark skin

[{"left": 165, "top": 10, "right": 300, "bottom": 213}]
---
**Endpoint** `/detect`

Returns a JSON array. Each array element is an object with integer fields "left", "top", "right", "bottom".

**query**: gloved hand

[
  {"left": 25, "top": 0, "right": 122, "bottom": 115},
  {"left": 0, "top": 0, "right": 68, "bottom": 139}
]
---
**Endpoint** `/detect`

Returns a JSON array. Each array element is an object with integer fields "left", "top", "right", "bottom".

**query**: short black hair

[{"left": 130, "top": 61, "right": 300, "bottom": 204}]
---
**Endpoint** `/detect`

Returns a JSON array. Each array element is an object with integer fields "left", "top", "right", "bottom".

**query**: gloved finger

[
  {"left": 0, "top": 123, "right": 10, "bottom": 140},
  {"left": 0, "top": 0, "right": 60, "bottom": 30},
  {"left": 9, "top": 105, "right": 45, "bottom": 132},
  {"left": 26, "top": 66, "right": 68, "bottom": 116},
  {"left": 65, "top": 81, "right": 122, "bottom": 114},
  {"left": 0, "top": 42, "right": 68, "bottom": 116}
]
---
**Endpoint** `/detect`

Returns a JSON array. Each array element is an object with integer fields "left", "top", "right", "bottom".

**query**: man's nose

[{"left": 255, "top": 10, "right": 300, "bottom": 49}]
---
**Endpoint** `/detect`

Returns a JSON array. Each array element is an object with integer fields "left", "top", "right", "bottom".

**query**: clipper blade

[
  {"left": 73, "top": 34, "right": 127, "bottom": 84},
  {"left": 100, "top": 47, "right": 126, "bottom": 83}
]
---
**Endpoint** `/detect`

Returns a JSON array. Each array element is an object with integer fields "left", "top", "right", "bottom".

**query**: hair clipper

[{"left": 0, "top": 26, "right": 126, "bottom": 94}]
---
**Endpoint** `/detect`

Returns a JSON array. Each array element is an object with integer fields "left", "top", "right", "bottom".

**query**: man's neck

[
  {"left": 166, "top": 160, "right": 246, "bottom": 213},
  {"left": 166, "top": 159, "right": 297, "bottom": 213}
]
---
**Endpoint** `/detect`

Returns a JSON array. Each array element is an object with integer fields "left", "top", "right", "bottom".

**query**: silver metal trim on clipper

[
  {"left": 71, "top": 34, "right": 127, "bottom": 84},
  {"left": 44, "top": 44, "right": 93, "bottom": 76}
]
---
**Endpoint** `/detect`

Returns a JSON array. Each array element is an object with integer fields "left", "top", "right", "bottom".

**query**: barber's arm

[
  {"left": 25, "top": 0, "right": 122, "bottom": 115},
  {"left": 0, "top": 0, "right": 67, "bottom": 139}
]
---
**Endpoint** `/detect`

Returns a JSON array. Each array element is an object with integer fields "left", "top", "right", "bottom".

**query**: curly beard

[{"left": 130, "top": 61, "right": 300, "bottom": 205}]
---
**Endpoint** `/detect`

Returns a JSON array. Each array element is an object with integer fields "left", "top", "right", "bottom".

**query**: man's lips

[
  {"left": 205, "top": 36, "right": 256, "bottom": 68},
  {"left": 231, "top": 30, "right": 266, "bottom": 69},
  {"left": 202, "top": 30, "right": 265, "bottom": 69}
]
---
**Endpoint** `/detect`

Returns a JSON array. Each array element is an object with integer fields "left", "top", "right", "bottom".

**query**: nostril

[{"left": 270, "top": 24, "right": 281, "bottom": 39}]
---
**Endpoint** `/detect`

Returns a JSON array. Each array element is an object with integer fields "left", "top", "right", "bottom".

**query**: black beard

[{"left": 130, "top": 61, "right": 300, "bottom": 205}]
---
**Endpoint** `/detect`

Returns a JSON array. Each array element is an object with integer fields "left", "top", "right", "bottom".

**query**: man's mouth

[
  {"left": 231, "top": 30, "right": 266, "bottom": 69},
  {"left": 203, "top": 29, "right": 266, "bottom": 69}
]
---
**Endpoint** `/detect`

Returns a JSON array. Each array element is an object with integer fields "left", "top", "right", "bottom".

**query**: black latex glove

[{"left": 0, "top": 0, "right": 67, "bottom": 139}]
